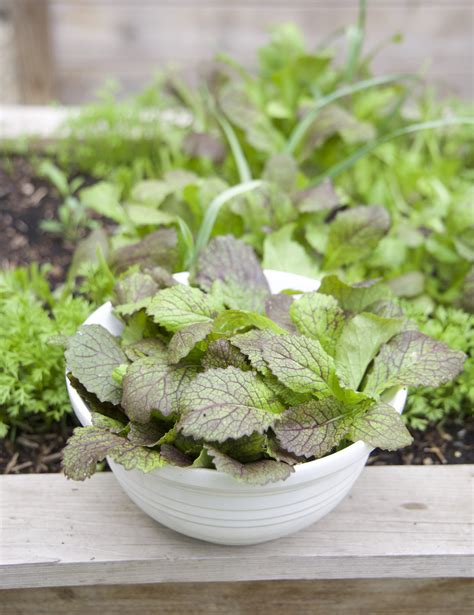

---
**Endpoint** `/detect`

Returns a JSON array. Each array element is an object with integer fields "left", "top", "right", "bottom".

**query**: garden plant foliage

[
  {"left": 62, "top": 237, "right": 465, "bottom": 483},
  {"left": 0, "top": 265, "right": 92, "bottom": 437},
  {"left": 2, "top": 8, "right": 473, "bottom": 439},
  {"left": 51, "top": 21, "right": 474, "bottom": 429}
]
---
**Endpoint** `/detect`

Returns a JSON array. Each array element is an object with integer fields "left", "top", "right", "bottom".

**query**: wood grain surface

[{"left": 0, "top": 465, "right": 472, "bottom": 590}]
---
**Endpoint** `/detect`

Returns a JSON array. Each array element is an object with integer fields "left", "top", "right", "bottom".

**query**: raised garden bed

[{"left": 1, "top": 116, "right": 472, "bottom": 474}]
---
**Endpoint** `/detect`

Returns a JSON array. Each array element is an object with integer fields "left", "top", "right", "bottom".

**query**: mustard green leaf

[
  {"left": 364, "top": 331, "right": 466, "bottom": 394},
  {"left": 122, "top": 355, "right": 197, "bottom": 422},
  {"left": 202, "top": 339, "right": 250, "bottom": 370},
  {"left": 274, "top": 397, "right": 351, "bottom": 458},
  {"left": 290, "top": 291, "right": 345, "bottom": 355},
  {"left": 335, "top": 313, "right": 404, "bottom": 389},
  {"left": 65, "top": 325, "right": 128, "bottom": 405},
  {"left": 263, "top": 334, "right": 335, "bottom": 395},
  {"left": 324, "top": 205, "right": 391, "bottom": 270},
  {"left": 195, "top": 236, "right": 270, "bottom": 312},
  {"left": 147, "top": 284, "right": 221, "bottom": 332},
  {"left": 349, "top": 401, "right": 413, "bottom": 450},
  {"left": 168, "top": 321, "right": 214, "bottom": 363},
  {"left": 206, "top": 446, "right": 293, "bottom": 485},
  {"left": 318, "top": 275, "right": 391, "bottom": 313},
  {"left": 178, "top": 367, "right": 284, "bottom": 442}
]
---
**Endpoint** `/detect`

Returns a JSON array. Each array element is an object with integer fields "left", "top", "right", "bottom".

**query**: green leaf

[
  {"left": 263, "top": 223, "right": 320, "bottom": 279},
  {"left": 205, "top": 446, "right": 293, "bottom": 485},
  {"left": 131, "top": 179, "right": 174, "bottom": 206},
  {"left": 195, "top": 236, "right": 270, "bottom": 312},
  {"left": 168, "top": 321, "right": 214, "bottom": 363},
  {"left": 80, "top": 182, "right": 126, "bottom": 224},
  {"left": 147, "top": 284, "right": 221, "bottom": 332},
  {"left": 128, "top": 421, "right": 166, "bottom": 446},
  {"left": 264, "top": 294, "right": 297, "bottom": 333},
  {"left": 194, "top": 180, "right": 264, "bottom": 259},
  {"left": 123, "top": 337, "right": 168, "bottom": 362},
  {"left": 62, "top": 426, "right": 164, "bottom": 480},
  {"left": 122, "top": 355, "right": 197, "bottom": 422},
  {"left": 274, "top": 397, "right": 351, "bottom": 458},
  {"left": 265, "top": 437, "right": 302, "bottom": 465},
  {"left": 312, "top": 117, "right": 474, "bottom": 186},
  {"left": 324, "top": 206, "right": 391, "bottom": 270},
  {"left": 111, "top": 228, "right": 178, "bottom": 274},
  {"left": 231, "top": 329, "right": 278, "bottom": 375},
  {"left": 219, "top": 83, "right": 285, "bottom": 153},
  {"left": 290, "top": 291, "right": 345, "bottom": 355},
  {"left": 65, "top": 325, "right": 128, "bottom": 405},
  {"left": 262, "top": 153, "right": 297, "bottom": 192},
  {"left": 178, "top": 367, "right": 284, "bottom": 442},
  {"left": 37, "top": 160, "right": 70, "bottom": 197},
  {"left": 318, "top": 275, "right": 391, "bottom": 313},
  {"left": 388, "top": 272, "right": 425, "bottom": 298},
  {"left": 263, "top": 334, "right": 335, "bottom": 395},
  {"left": 90, "top": 412, "right": 127, "bottom": 433},
  {"left": 160, "top": 443, "right": 194, "bottom": 467},
  {"left": 113, "top": 272, "right": 158, "bottom": 316},
  {"left": 217, "top": 432, "right": 267, "bottom": 463},
  {"left": 349, "top": 401, "right": 413, "bottom": 450},
  {"left": 335, "top": 313, "right": 404, "bottom": 389},
  {"left": 212, "top": 309, "right": 286, "bottom": 338},
  {"left": 364, "top": 331, "right": 466, "bottom": 394},
  {"left": 201, "top": 339, "right": 249, "bottom": 370},
  {"left": 125, "top": 204, "right": 177, "bottom": 227},
  {"left": 295, "top": 179, "right": 340, "bottom": 214}
]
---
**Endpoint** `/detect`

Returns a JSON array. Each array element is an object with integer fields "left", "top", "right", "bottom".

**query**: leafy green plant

[
  {"left": 62, "top": 237, "right": 464, "bottom": 482},
  {"left": 0, "top": 265, "right": 92, "bottom": 437},
  {"left": 37, "top": 160, "right": 98, "bottom": 241}
]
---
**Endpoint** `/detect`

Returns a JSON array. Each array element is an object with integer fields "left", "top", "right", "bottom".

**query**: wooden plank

[
  {"left": 1, "top": 578, "right": 473, "bottom": 614},
  {"left": 0, "top": 104, "right": 77, "bottom": 139},
  {"left": 11, "top": 0, "right": 55, "bottom": 103},
  {"left": 47, "top": 1, "right": 474, "bottom": 102},
  {"left": 0, "top": 104, "right": 189, "bottom": 140},
  {"left": 0, "top": 466, "right": 472, "bottom": 589}
]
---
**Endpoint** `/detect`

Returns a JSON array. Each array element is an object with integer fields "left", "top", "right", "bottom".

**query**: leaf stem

[
  {"left": 216, "top": 112, "right": 252, "bottom": 183},
  {"left": 308, "top": 117, "right": 474, "bottom": 188},
  {"left": 286, "top": 73, "right": 417, "bottom": 154},
  {"left": 193, "top": 180, "right": 264, "bottom": 261},
  {"left": 344, "top": 0, "right": 367, "bottom": 82}
]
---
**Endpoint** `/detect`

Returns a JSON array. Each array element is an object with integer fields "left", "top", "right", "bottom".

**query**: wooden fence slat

[{"left": 11, "top": 0, "right": 55, "bottom": 103}]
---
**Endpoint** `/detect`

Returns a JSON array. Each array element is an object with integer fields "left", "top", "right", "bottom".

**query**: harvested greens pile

[{"left": 62, "top": 238, "right": 464, "bottom": 484}]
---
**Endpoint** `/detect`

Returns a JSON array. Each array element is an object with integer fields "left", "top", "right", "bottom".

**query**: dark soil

[
  {"left": 0, "top": 416, "right": 472, "bottom": 475},
  {"left": 0, "top": 155, "right": 473, "bottom": 474},
  {"left": 0, "top": 423, "right": 74, "bottom": 474},
  {"left": 368, "top": 417, "right": 474, "bottom": 466},
  {"left": 0, "top": 156, "right": 75, "bottom": 286}
]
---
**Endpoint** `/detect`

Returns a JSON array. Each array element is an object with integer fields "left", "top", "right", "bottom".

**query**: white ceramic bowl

[{"left": 66, "top": 270, "right": 407, "bottom": 545}]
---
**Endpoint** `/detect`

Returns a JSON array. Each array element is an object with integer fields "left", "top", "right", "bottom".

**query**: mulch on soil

[{"left": 0, "top": 155, "right": 472, "bottom": 474}]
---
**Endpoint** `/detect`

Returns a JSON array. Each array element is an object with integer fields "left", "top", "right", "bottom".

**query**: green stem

[
  {"left": 193, "top": 180, "right": 264, "bottom": 260},
  {"left": 286, "top": 73, "right": 417, "bottom": 154},
  {"left": 308, "top": 117, "right": 474, "bottom": 188},
  {"left": 344, "top": 0, "right": 367, "bottom": 82},
  {"left": 216, "top": 112, "right": 252, "bottom": 183}
]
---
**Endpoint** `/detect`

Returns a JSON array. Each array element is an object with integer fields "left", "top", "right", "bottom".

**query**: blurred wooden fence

[{"left": 1, "top": 0, "right": 473, "bottom": 104}]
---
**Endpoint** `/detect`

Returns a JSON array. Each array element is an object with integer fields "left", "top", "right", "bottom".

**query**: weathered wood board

[
  {"left": 1, "top": 578, "right": 473, "bottom": 614},
  {"left": 0, "top": 465, "right": 472, "bottom": 590},
  {"left": 48, "top": 0, "right": 474, "bottom": 102},
  {"left": 1, "top": 1, "right": 473, "bottom": 103}
]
